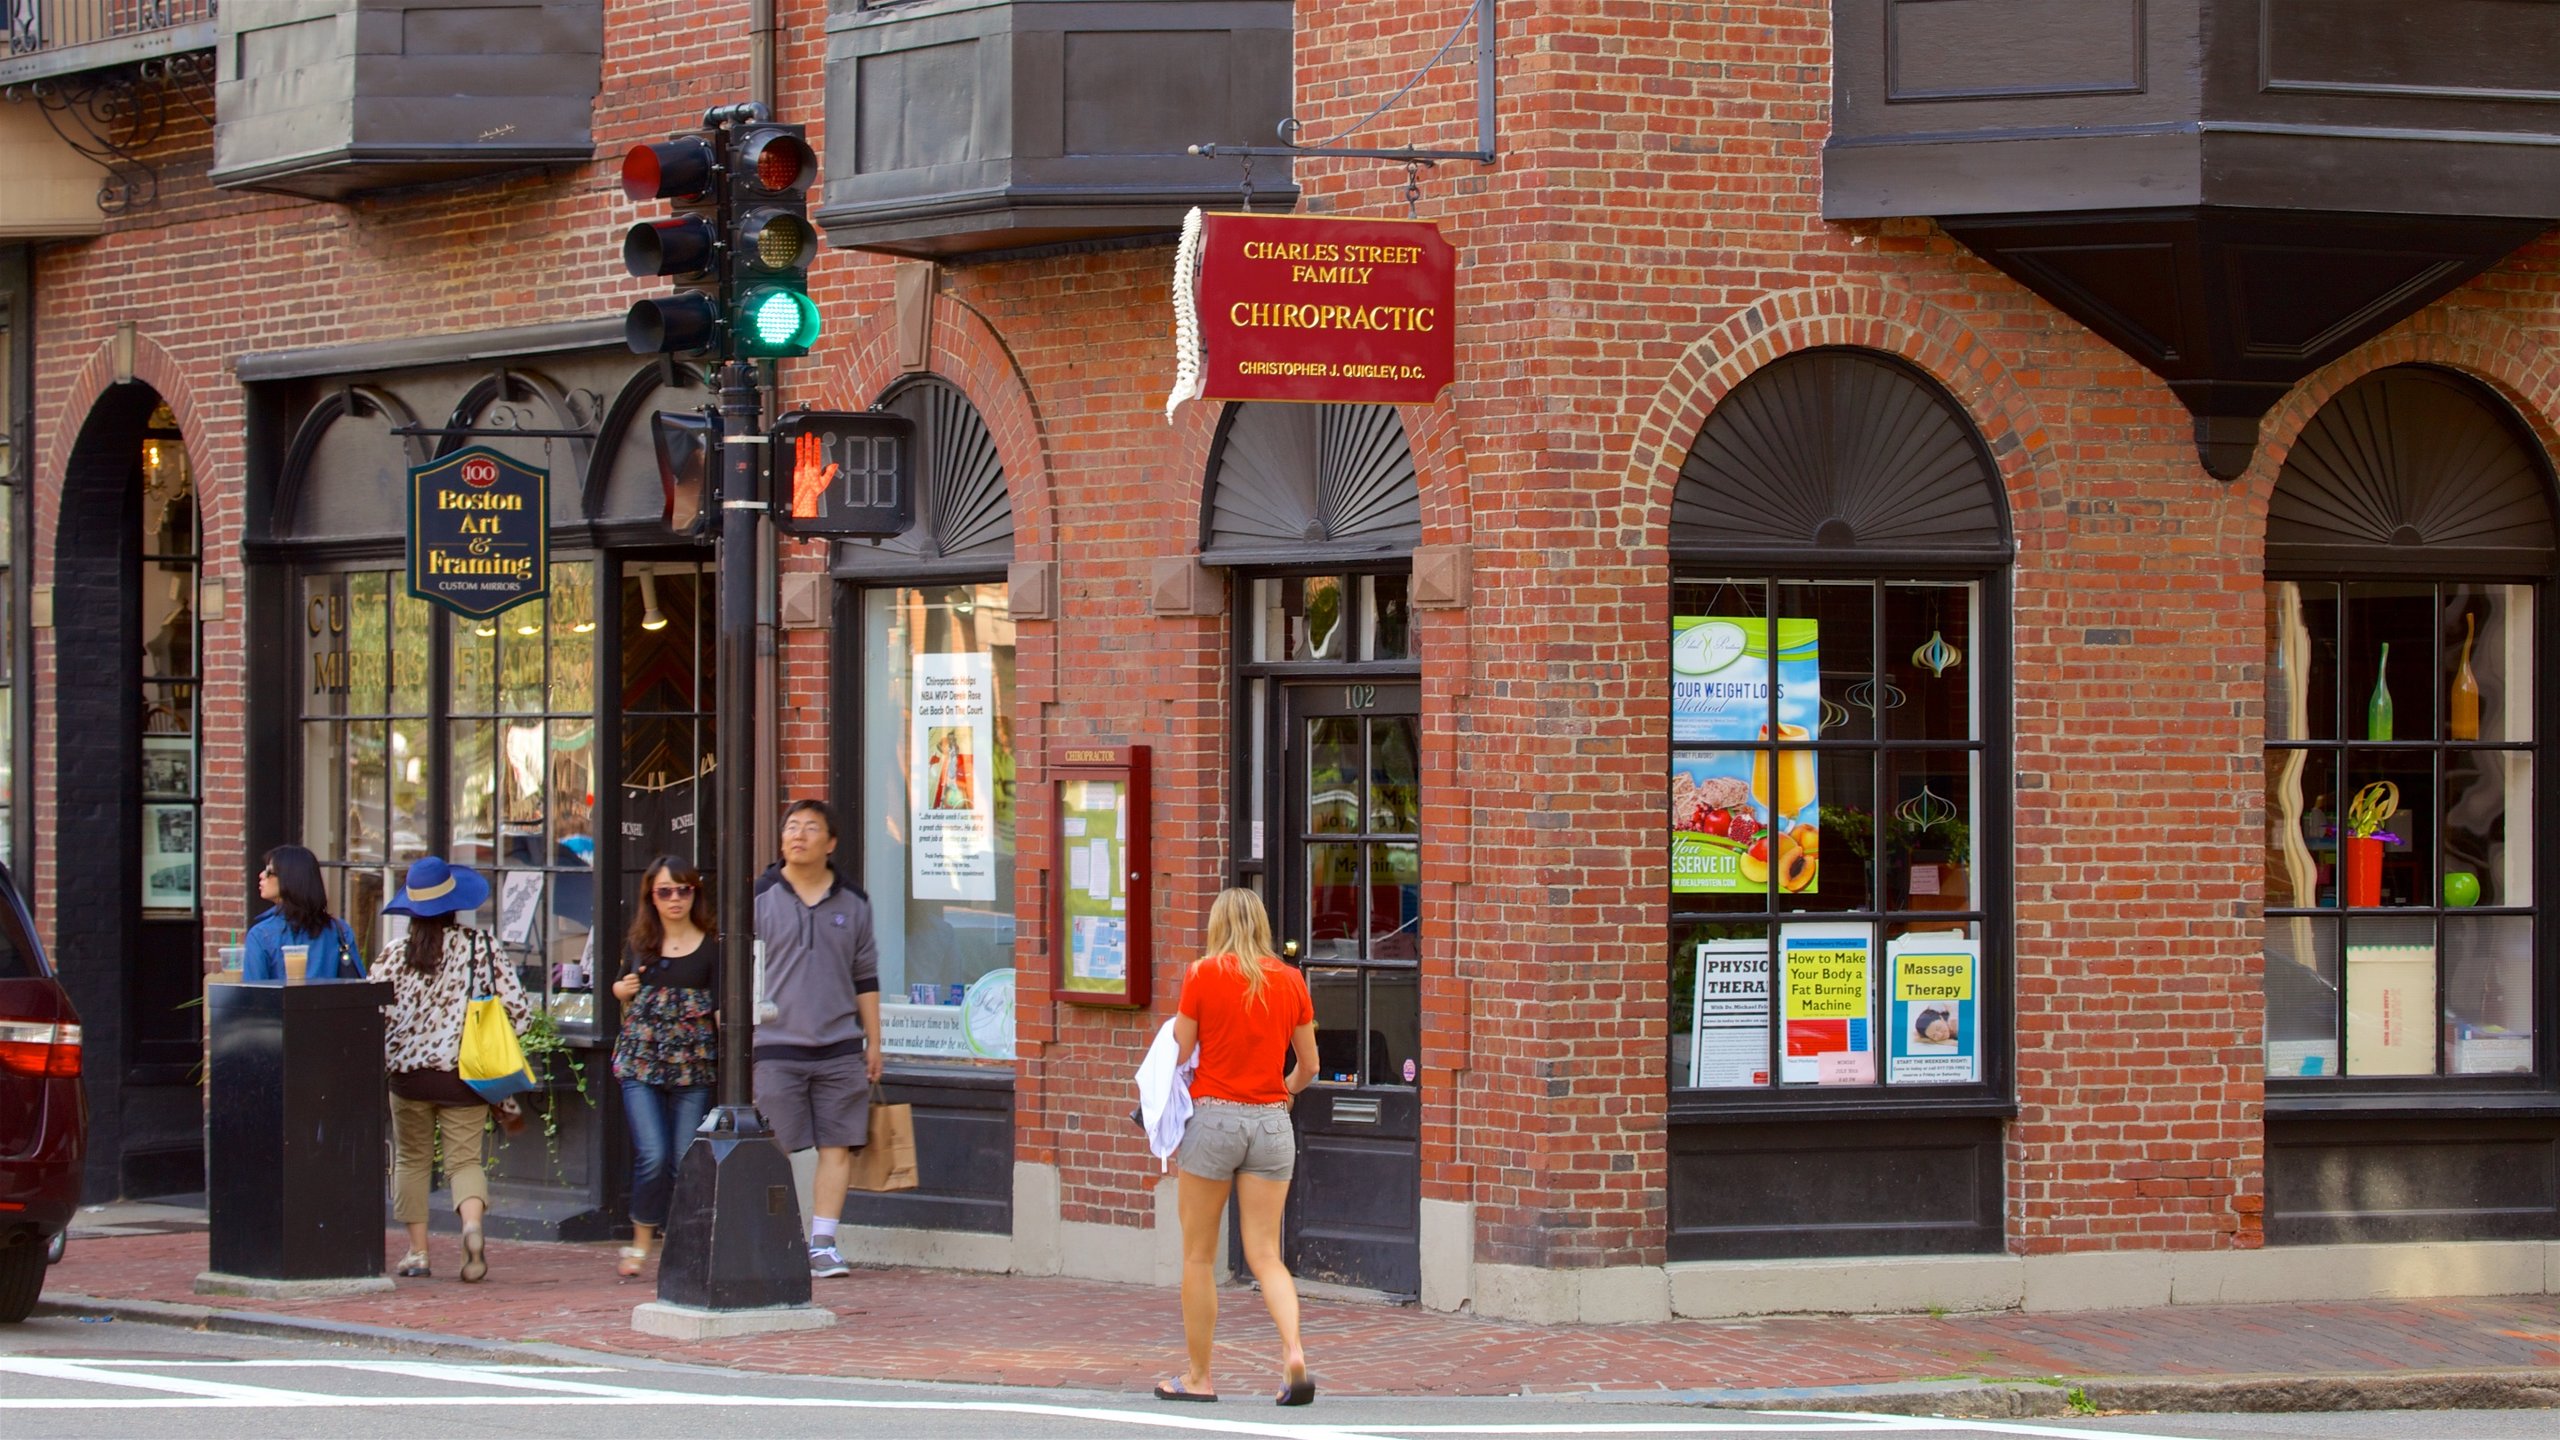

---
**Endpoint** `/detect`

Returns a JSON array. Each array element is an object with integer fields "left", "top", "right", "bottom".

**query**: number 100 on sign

[{"left": 772, "top": 410, "right": 916, "bottom": 539}]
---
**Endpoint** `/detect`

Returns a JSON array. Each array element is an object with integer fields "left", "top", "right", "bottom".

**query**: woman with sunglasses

[
  {"left": 609, "top": 856, "right": 719, "bottom": 1277},
  {"left": 241, "top": 845, "right": 360, "bottom": 981}
]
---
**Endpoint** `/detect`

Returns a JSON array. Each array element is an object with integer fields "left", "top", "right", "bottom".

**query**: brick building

[{"left": 5, "top": 0, "right": 2558, "bottom": 1320}]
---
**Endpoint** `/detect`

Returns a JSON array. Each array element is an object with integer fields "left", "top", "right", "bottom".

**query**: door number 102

[{"left": 1344, "top": 684, "right": 1377, "bottom": 710}]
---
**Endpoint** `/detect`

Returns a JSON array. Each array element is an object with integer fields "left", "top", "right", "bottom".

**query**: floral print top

[
  {"left": 613, "top": 945, "right": 720, "bottom": 1090},
  {"left": 380, "top": 925, "right": 532, "bottom": 1074}
]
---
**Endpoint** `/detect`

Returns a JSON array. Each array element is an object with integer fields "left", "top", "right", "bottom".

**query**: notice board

[{"left": 1055, "top": 745, "right": 1151, "bottom": 1007}]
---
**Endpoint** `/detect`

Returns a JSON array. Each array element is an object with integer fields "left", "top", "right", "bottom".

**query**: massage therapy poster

[
  {"left": 1781, "top": 922, "right": 1873, "bottom": 1085},
  {"left": 1671, "top": 617, "right": 1820, "bottom": 896},
  {"left": 912, "top": 652, "right": 996, "bottom": 901},
  {"left": 1886, "top": 934, "right": 1978, "bottom": 1085}
]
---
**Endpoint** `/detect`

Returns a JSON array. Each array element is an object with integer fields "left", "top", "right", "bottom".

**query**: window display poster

[
  {"left": 142, "top": 802, "right": 196, "bottom": 912},
  {"left": 1781, "top": 922, "right": 1872, "bottom": 1085},
  {"left": 1672, "top": 616, "right": 1820, "bottom": 744},
  {"left": 911, "top": 652, "right": 996, "bottom": 902},
  {"left": 1886, "top": 935, "right": 1977, "bottom": 1084},
  {"left": 1690, "top": 938, "right": 1770, "bottom": 1088},
  {"left": 2345, "top": 943, "right": 2435, "bottom": 1076},
  {"left": 1060, "top": 778, "right": 1129, "bottom": 993}
]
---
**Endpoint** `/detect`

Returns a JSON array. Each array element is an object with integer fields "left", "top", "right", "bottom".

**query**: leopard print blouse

[{"left": 379, "top": 925, "right": 533, "bottom": 1074}]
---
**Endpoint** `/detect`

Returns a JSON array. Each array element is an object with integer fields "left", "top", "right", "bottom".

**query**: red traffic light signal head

[
  {"left": 623, "top": 217, "right": 717, "bottom": 278},
  {"left": 626, "top": 294, "right": 722, "bottom": 356},
  {"left": 621, "top": 135, "right": 717, "bottom": 202},
  {"left": 735, "top": 127, "right": 814, "bottom": 194}
]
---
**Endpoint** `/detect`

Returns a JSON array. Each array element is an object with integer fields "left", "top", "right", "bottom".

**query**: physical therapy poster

[
  {"left": 1781, "top": 922, "right": 1873, "bottom": 1085},
  {"left": 1671, "top": 617, "right": 1820, "bottom": 896},
  {"left": 1059, "top": 778, "right": 1130, "bottom": 993},
  {"left": 911, "top": 652, "right": 996, "bottom": 902},
  {"left": 1690, "top": 938, "right": 1770, "bottom": 1088},
  {"left": 1886, "top": 934, "right": 1977, "bottom": 1084}
]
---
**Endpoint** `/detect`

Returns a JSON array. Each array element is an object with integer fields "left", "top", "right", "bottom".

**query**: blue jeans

[{"left": 622, "top": 1080, "right": 714, "bottom": 1229}]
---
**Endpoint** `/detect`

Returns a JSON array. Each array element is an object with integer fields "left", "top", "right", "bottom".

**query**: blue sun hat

[{"left": 382, "top": 855, "right": 490, "bottom": 918}]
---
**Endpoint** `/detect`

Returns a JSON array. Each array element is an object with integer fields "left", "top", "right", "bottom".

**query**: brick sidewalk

[{"left": 43, "top": 1228, "right": 2560, "bottom": 1398}]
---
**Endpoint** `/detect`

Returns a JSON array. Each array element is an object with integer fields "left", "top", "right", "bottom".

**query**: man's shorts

[
  {"left": 1175, "top": 1099, "right": 1295, "bottom": 1183},
  {"left": 752, "top": 1050, "right": 871, "bottom": 1152}
]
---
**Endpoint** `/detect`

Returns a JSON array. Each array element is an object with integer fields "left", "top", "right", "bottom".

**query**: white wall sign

[{"left": 911, "top": 652, "right": 996, "bottom": 901}]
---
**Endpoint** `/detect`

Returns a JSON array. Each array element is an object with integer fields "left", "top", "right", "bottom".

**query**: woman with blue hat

[{"left": 378, "top": 855, "right": 527, "bottom": 1283}]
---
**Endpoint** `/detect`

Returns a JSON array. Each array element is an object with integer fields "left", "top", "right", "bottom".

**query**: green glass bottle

[{"left": 2366, "top": 641, "right": 2394, "bottom": 741}]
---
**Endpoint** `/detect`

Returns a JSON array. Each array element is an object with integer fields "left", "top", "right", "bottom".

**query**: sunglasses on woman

[{"left": 652, "top": 883, "right": 695, "bottom": 900}]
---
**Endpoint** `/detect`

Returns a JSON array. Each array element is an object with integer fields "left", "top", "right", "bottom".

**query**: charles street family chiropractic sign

[
  {"left": 1167, "top": 210, "right": 1458, "bottom": 409},
  {"left": 408, "top": 447, "right": 549, "bottom": 618}
]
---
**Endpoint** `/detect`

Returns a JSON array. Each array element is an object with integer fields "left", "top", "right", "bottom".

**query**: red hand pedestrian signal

[{"left": 791, "top": 432, "right": 837, "bottom": 520}]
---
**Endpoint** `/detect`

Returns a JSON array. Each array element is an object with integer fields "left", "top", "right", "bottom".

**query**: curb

[
  {"left": 39, "top": 1291, "right": 2560, "bottom": 1415},
  {"left": 1631, "top": 1369, "right": 2560, "bottom": 1417}
]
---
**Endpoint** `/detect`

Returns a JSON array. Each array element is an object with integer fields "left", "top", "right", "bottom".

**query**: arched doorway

[{"left": 56, "top": 383, "right": 203, "bottom": 1200}]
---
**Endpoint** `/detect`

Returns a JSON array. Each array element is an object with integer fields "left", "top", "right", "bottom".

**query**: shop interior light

[
  {"left": 639, "top": 569, "right": 668, "bottom": 631},
  {"left": 516, "top": 615, "right": 541, "bottom": 636}
]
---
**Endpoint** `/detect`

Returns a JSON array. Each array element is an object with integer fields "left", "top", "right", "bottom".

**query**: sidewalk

[{"left": 38, "top": 1212, "right": 2560, "bottom": 1412}]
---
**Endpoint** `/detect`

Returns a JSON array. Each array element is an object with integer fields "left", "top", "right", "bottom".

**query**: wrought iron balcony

[
  {"left": 1825, "top": 0, "right": 2560, "bottom": 478},
  {"left": 0, "top": 0, "right": 215, "bottom": 88}
]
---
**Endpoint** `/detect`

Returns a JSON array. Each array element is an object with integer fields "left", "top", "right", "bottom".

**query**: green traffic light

[{"left": 737, "top": 287, "right": 820, "bottom": 356}]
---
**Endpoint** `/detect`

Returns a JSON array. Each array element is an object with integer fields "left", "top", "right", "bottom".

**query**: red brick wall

[{"left": 22, "top": 0, "right": 2560, "bottom": 1264}]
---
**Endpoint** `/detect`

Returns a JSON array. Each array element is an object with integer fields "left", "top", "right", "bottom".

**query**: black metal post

[{"left": 652, "top": 292, "right": 812, "bottom": 1314}]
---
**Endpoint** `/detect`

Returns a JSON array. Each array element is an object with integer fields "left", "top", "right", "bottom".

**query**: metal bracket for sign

[
  {"left": 389, "top": 425, "right": 598, "bottom": 440},
  {"left": 1188, "top": 0, "right": 1498, "bottom": 170}
]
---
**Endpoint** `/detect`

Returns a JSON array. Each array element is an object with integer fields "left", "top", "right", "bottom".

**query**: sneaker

[{"left": 808, "top": 1245, "right": 850, "bottom": 1279}]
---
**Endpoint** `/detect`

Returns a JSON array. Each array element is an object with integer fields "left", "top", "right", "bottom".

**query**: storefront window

[
  {"left": 302, "top": 568, "right": 432, "bottom": 960},
  {"left": 861, "top": 582, "right": 1016, "bottom": 1056},
  {"left": 140, "top": 412, "right": 198, "bottom": 918},
  {"left": 616, "top": 562, "right": 716, "bottom": 917},
  {"left": 2264, "top": 580, "right": 2538, "bottom": 1079},
  {"left": 1668, "top": 577, "right": 1991, "bottom": 1092}
]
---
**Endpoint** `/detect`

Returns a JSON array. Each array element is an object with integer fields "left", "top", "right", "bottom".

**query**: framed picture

[
  {"left": 496, "top": 868, "right": 545, "bottom": 948},
  {"left": 142, "top": 802, "right": 197, "bottom": 913},
  {"left": 141, "top": 735, "right": 194, "bottom": 798}
]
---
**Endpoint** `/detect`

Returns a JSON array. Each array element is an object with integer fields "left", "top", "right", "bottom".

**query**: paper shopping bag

[{"left": 846, "top": 1102, "right": 919, "bottom": 1192}]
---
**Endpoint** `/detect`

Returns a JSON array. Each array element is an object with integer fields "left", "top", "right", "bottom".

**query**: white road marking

[{"left": 0, "top": 1357, "right": 2228, "bottom": 1440}]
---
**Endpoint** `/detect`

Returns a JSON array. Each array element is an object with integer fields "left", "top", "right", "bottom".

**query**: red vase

[{"left": 2344, "top": 835, "right": 2384, "bottom": 908}]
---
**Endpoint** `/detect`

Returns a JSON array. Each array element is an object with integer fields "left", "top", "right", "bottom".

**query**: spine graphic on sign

[{"left": 1164, "top": 207, "right": 1207, "bottom": 421}]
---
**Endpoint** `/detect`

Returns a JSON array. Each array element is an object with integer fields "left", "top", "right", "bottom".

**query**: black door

[{"left": 1275, "top": 680, "right": 1421, "bottom": 1296}]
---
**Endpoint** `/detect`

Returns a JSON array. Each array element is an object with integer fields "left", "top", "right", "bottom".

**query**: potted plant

[{"left": 2343, "top": 781, "right": 2398, "bottom": 908}]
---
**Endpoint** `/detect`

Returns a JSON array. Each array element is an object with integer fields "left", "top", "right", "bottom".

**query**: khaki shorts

[
  {"left": 753, "top": 1051, "right": 871, "bottom": 1152},
  {"left": 1176, "top": 1099, "right": 1296, "bottom": 1183}
]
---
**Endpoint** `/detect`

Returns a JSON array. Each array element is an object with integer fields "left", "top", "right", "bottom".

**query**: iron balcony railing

[{"left": 1, "top": 0, "right": 216, "bottom": 88}]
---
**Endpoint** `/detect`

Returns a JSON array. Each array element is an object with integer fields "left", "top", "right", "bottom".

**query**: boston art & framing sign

[{"left": 408, "top": 446, "right": 549, "bottom": 618}]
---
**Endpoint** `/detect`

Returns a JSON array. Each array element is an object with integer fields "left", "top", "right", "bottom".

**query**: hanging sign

[
  {"left": 911, "top": 653, "right": 997, "bottom": 902},
  {"left": 407, "top": 446, "right": 548, "bottom": 618},
  {"left": 1175, "top": 212, "right": 1457, "bottom": 407}
]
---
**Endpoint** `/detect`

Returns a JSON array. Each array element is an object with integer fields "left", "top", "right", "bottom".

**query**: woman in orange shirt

[{"left": 1157, "top": 888, "right": 1320, "bottom": 1407}]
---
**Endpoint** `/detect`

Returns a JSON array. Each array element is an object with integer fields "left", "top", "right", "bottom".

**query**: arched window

[
  {"left": 1665, "top": 349, "right": 2014, "bottom": 1260},
  {"left": 2262, "top": 366, "right": 2556, "bottom": 1087}
]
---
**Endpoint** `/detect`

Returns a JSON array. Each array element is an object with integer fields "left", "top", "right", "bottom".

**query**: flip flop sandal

[
  {"left": 395, "top": 1250, "right": 430, "bottom": 1278},
  {"left": 1152, "top": 1381, "right": 1217, "bottom": 1403},
  {"left": 1276, "top": 1370, "right": 1315, "bottom": 1407},
  {"left": 459, "top": 1229, "right": 488, "bottom": 1283},
  {"left": 617, "top": 1246, "right": 648, "bottom": 1277}
]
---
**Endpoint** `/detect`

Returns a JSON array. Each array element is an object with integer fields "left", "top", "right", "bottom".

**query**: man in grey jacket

[{"left": 752, "top": 798, "right": 883, "bottom": 1280}]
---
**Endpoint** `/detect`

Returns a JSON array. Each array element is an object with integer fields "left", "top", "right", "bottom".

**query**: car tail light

[{"left": 0, "top": 1019, "right": 80, "bottom": 1077}]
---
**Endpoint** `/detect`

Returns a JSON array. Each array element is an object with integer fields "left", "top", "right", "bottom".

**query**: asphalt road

[{"left": 1, "top": 1316, "right": 2553, "bottom": 1440}]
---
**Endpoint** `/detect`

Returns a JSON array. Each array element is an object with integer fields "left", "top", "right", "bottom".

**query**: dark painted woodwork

[
  {"left": 1827, "top": 0, "right": 2560, "bottom": 478},
  {"left": 839, "top": 1068, "right": 1017, "bottom": 1234},
  {"left": 831, "top": 375, "right": 1015, "bottom": 581},
  {"left": 1670, "top": 348, "right": 2009, "bottom": 567},
  {"left": 817, "top": 0, "right": 1295, "bottom": 259},
  {"left": 2269, "top": 366, "right": 2557, "bottom": 578},
  {"left": 1285, "top": 1085, "right": 1421, "bottom": 1295},
  {"left": 2267, "top": 1113, "right": 2560, "bottom": 1244},
  {"left": 1200, "top": 402, "right": 1420, "bottom": 566},
  {"left": 1668, "top": 1117, "right": 2005, "bottom": 1260},
  {"left": 211, "top": 1, "right": 602, "bottom": 200},
  {"left": 206, "top": 980, "right": 393, "bottom": 1279}
]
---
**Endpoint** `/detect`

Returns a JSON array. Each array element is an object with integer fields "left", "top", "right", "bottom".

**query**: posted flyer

[
  {"left": 1886, "top": 934, "right": 1977, "bottom": 1084},
  {"left": 1690, "top": 938, "right": 1771, "bottom": 1088},
  {"left": 1781, "top": 922, "right": 1873, "bottom": 1085},
  {"left": 911, "top": 652, "right": 996, "bottom": 901},
  {"left": 1671, "top": 616, "right": 1821, "bottom": 896}
]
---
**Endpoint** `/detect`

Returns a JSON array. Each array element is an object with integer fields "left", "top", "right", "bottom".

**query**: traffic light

[
  {"left": 622, "top": 131, "right": 724, "bottom": 355},
  {"left": 727, "top": 123, "right": 820, "bottom": 359},
  {"left": 650, "top": 410, "right": 718, "bottom": 539}
]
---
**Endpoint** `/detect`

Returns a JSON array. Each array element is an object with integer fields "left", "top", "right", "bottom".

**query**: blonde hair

[{"left": 1201, "top": 887, "right": 1279, "bottom": 1005}]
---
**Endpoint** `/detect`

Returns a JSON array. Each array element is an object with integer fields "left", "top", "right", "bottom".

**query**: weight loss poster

[
  {"left": 1886, "top": 935, "right": 1977, "bottom": 1085},
  {"left": 1671, "top": 617, "right": 1820, "bottom": 895}
]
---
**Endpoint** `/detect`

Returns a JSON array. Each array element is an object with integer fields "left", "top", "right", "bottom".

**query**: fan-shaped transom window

[
  {"left": 1672, "top": 349, "right": 2008, "bottom": 565},
  {"left": 2269, "top": 366, "right": 2556, "bottom": 578},
  {"left": 1200, "top": 402, "right": 1420, "bottom": 565},
  {"left": 833, "top": 375, "right": 1013, "bottom": 579}
]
